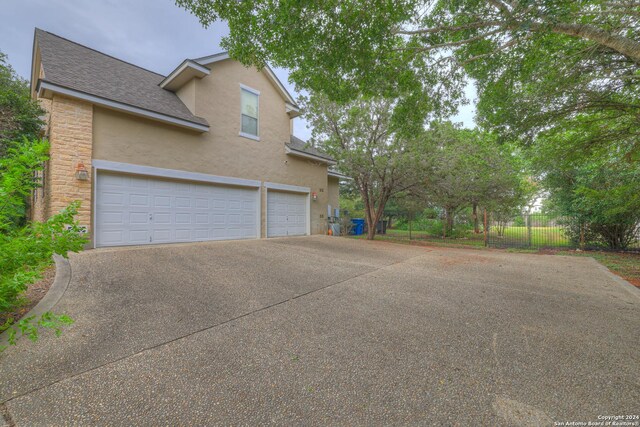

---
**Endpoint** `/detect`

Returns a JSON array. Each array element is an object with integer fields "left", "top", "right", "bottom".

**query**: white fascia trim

[
  {"left": 38, "top": 81, "right": 210, "bottom": 133},
  {"left": 263, "top": 66, "right": 296, "bottom": 106},
  {"left": 160, "top": 60, "right": 210, "bottom": 89},
  {"left": 285, "top": 102, "right": 299, "bottom": 112},
  {"left": 194, "top": 52, "right": 230, "bottom": 65},
  {"left": 264, "top": 182, "right": 310, "bottom": 193},
  {"left": 328, "top": 171, "right": 351, "bottom": 180},
  {"left": 285, "top": 102, "right": 301, "bottom": 118},
  {"left": 285, "top": 146, "right": 337, "bottom": 165},
  {"left": 92, "top": 160, "right": 261, "bottom": 188}
]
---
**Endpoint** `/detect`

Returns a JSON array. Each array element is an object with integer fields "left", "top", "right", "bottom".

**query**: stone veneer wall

[
  {"left": 30, "top": 97, "right": 52, "bottom": 223},
  {"left": 45, "top": 95, "right": 93, "bottom": 229}
]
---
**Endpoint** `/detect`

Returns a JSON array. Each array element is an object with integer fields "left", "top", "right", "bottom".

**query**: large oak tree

[{"left": 178, "top": 0, "right": 639, "bottom": 158}]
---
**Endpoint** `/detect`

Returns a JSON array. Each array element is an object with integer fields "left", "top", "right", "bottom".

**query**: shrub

[{"left": 0, "top": 137, "right": 87, "bottom": 348}]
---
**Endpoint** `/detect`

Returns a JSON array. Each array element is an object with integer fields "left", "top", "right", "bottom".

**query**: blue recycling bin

[{"left": 351, "top": 218, "right": 365, "bottom": 235}]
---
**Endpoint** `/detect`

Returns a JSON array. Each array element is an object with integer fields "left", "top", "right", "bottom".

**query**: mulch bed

[{"left": 0, "top": 265, "right": 57, "bottom": 326}]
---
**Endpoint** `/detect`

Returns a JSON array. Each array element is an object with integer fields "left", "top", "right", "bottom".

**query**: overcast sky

[{"left": 2, "top": 0, "right": 476, "bottom": 139}]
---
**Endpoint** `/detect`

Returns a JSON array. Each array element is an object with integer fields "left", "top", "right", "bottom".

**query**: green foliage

[
  {"left": 0, "top": 138, "right": 49, "bottom": 230},
  {"left": 179, "top": 0, "right": 639, "bottom": 159},
  {"left": 0, "top": 136, "right": 87, "bottom": 348},
  {"left": 536, "top": 143, "right": 640, "bottom": 250},
  {"left": 0, "top": 52, "right": 44, "bottom": 157},
  {"left": 339, "top": 194, "right": 365, "bottom": 219},
  {"left": 3, "top": 312, "right": 74, "bottom": 349},
  {"left": 301, "top": 94, "right": 429, "bottom": 239},
  {"left": 396, "top": 122, "right": 531, "bottom": 233}
]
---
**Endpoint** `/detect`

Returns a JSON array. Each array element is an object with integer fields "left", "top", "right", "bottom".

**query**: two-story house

[{"left": 29, "top": 29, "right": 343, "bottom": 248}]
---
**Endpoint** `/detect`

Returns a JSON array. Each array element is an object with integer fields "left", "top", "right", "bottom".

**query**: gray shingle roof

[
  {"left": 287, "top": 135, "right": 335, "bottom": 162},
  {"left": 35, "top": 29, "right": 208, "bottom": 127}
]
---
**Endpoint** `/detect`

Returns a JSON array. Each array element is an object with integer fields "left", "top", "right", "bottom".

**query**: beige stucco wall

[{"left": 92, "top": 59, "right": 331, "bottom": 236}]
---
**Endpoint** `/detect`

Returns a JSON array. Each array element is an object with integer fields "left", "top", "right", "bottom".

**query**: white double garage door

[{"left": 95, "top": 162, "right": 309, "bottom": 247}]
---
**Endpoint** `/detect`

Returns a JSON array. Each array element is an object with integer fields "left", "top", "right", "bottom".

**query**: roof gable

[
  {"left": 194, "top": 52, "right": 299, "bottom": 110},
  {"left": 33, "top": 29, "right": 208, "bottom": 130}
]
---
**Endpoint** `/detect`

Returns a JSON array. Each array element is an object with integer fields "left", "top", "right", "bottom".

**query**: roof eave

[
  {"left": 160, "top": 60, "right": 210, "bottom": 91},
  {"left": 37, "top": 80, "right": 209, "bottom": 133},
  {"left": 328, "top": 171, "right": 351, "bottom": 180},
  {"left": 286, "top": 102, "right": 301, "bottom": 118},
  {"left": 285, "top": 145, "right": 336, "bottom": 165}
]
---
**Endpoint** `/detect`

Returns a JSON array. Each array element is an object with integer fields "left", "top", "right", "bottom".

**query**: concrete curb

[
  {"left": 585, "top": 256, "right": 640, "bottom": 300},
  {"left": 0, "top": 254, "right": 72, "bottom": 348}
]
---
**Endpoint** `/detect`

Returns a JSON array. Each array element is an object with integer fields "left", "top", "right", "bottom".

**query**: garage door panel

[
  {"left": 96, "top": 172, "right": 258, "bottom": 247},
  {"left": 129, "top": 212, "right": 150, "bottom": 225},
  {"left": 154, "top": 213, "right": 172, "bottom": 224},
  {"left": 128, "top": 229, "right": 149, "bottom": 244},
  {"left": 195, "top": 198, "right": 209, "bottom": 209},
  {"left": 102, "top": 192, "right": 125, "bottom": 206},
  {"left": 153, "top": 195, "right": 171, "bottom": 208},
  {"left": 267, "top": 191, "right": 308, "bottom": 237}
]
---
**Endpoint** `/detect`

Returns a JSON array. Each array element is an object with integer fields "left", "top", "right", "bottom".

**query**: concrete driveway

[{"left": 1, "top": 237, "right": 638, "bottom": 425}]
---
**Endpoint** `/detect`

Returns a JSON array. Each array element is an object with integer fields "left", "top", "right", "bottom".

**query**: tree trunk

[
  {"left": 472, "top": 203, "right": 479, "bottom": 234},
  {"left": 446, "top": 209, "right": 454, "bottom": 233},
  {"left": 546, "top": 22, "right": 640, "bottom": 64},
  {"left": 364, "top": 202, "right": 377, "bottom": 240}
]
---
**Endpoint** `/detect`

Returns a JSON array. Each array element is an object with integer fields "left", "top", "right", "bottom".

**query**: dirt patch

[{"left": 0, "top": 265, "right": 57, "bottom": 326}]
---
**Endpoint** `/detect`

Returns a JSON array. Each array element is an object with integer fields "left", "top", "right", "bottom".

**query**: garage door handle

[{"left": 149, "top": 213, "right": 153, "bottom": 222}]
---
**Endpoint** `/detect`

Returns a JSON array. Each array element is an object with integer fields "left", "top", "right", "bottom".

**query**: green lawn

[{"left": 488, "top": 226, "right": 570, "bottom": 248}]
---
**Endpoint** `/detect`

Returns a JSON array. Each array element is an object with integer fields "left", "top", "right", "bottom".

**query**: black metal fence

[
  {"left": 488, "top": 213, "right": 640, "bottom": 252},
  {"left": 379, "top": 213, "right": 640, "bottom": 253}
]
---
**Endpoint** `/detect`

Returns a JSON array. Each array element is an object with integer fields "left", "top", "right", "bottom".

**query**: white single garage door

[
  {"left": 267, "top": 191, "right": 308, "bottom": 237},
  {"left": 96, "top": 172, "right": 258, "bottom": 247}
]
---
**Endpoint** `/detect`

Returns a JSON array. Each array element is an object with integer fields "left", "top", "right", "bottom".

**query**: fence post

[
  {"left": 484, "top": 209, "right": 488, "bottom": 247},
  {"left": 527, "top": 214, "right": 532, "bottom": 247}
]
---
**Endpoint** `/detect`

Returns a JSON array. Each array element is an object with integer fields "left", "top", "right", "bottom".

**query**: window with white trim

[{"left": 240, "top": 87, "right": 259, "bottom": 138}]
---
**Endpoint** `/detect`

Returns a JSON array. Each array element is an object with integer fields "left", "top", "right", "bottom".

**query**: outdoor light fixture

[
  {"left": 312, "top": 191, "right": 317, "bottom": 201},
  {"left": 75, "top": 162, "right": 89, "bottom": 181}
]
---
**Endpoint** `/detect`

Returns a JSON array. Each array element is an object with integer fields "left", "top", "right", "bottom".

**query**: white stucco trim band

[{"left": 92, "top": 160, "right": 261, "bottom": 188}]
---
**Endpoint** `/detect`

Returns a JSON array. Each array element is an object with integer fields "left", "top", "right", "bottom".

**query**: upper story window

[{"left": 240, "top": 84, "right": 259, "bottom": 140}]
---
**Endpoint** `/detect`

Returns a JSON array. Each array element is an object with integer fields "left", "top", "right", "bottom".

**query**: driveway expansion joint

[{"left": 2, "top": 252, "right": 429, "bottom": 405}]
